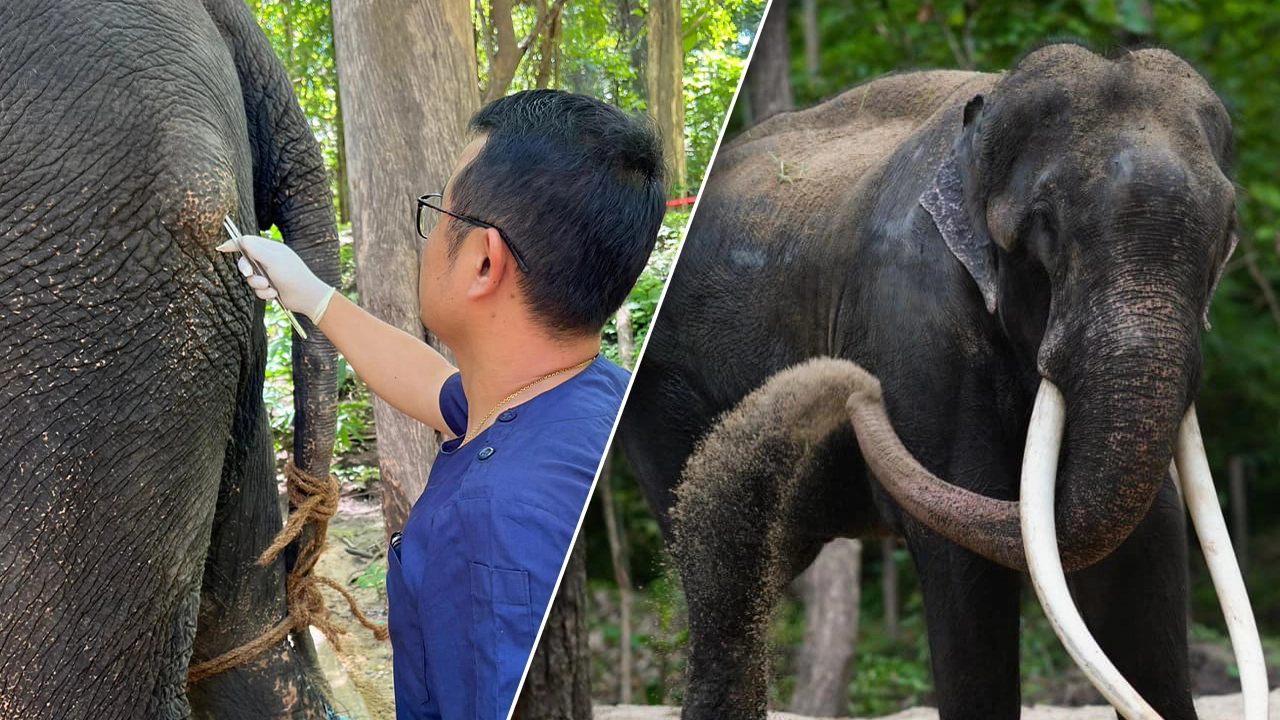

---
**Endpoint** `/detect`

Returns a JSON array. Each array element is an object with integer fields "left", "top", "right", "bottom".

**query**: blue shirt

[{"left": 386, "top": 355, "right": 629, "bottom": 720}]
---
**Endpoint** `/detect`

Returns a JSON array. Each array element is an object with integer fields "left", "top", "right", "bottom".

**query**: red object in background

[{"left": 666, "top": 196, "right": 697, "bottom": 207}]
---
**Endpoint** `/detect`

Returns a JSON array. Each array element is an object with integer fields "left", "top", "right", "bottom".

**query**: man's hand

[
  {"left": 216, "top": 235, "right": 336, "bottom": 323},
  {"left": 217, "top": 235, "right": 457, "bottom": 433}
]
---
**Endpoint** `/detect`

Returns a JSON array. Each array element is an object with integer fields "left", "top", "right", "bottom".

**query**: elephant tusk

[
  {"left": 1021, "top": 379, "right": 1165, "bottom": 720},
  {"left": 1175, "top": 406, "right": 1269, "bottom": 720}
]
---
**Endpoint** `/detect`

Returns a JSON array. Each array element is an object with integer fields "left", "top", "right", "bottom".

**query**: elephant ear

[
  {"left": 1203, "top": 231, "right": 1239, "bottom": 330},
  {"left": 920, "top": 94, "right": 998, "bottom": 314}
]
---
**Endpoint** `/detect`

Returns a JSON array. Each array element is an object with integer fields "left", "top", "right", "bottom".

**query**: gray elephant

[
  {"left": 619, "top": 44, "right": 1265, "bottom": 720},
  {"left": 0, "top": 1, "right": 341, "bottom": 717}
]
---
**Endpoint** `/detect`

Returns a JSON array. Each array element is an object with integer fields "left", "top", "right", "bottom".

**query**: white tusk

[
  {"left": 1175, "top": 406, "right": 1269, "bottom": 720},
  {"left": 1021, "top": 380, "right": 1165, "bottom": 720}
]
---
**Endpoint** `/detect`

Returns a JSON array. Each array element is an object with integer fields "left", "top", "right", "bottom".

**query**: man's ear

[
  {"left": 466, "top": 226, "right": 510, "bottom": 300},
  {"left": 920, "top": 93, "right": 998, "bottom": 314}
]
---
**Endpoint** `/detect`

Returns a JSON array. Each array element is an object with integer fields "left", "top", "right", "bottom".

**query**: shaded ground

[
  {"left": 309, "top": 479, "right": 396, "bottom": 720},
  {"left": 594, "top": 690, "right": 1280, "bottom": 720}
]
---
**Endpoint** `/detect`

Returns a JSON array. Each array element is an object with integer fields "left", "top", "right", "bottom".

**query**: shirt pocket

[
  {"left": 469, "top": 562, "right": 534, "bottom": 720},
  {"left": 388, "top": 537, "right": 432, "bottom": 708}
]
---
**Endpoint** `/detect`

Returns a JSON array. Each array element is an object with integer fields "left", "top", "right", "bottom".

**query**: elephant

[
  {"left": 617, "top": 44, "right": 1264, "bottom": 720},
  {"left": 0, "top": 1, "right": 341, "bottom": 717}
]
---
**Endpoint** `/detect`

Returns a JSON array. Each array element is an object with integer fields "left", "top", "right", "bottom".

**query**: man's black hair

[{"left": 446, "top": 89, "right": 667, "bottom": 335}]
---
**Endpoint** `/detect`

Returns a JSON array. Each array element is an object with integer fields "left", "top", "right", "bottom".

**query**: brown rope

[{"left": 187, "top": 460, "right": 390, "bottom": 686}]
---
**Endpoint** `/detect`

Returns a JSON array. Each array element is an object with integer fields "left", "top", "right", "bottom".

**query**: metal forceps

[{"left": 222, "top": 216, "right": 308, "bottom": 339}]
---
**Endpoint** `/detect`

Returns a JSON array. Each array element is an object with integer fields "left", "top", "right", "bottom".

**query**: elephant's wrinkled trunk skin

[
  {"left": 848, "top": 287, "right": 1199, "bottom": 573},
  {"left": 1038, "top": 288, "right": 1198, "bottom": 570}
]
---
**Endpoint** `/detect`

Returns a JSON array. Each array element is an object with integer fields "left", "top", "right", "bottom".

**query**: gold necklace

[{"left": 462, "top": 356, "right": 596, "bottom": 445}]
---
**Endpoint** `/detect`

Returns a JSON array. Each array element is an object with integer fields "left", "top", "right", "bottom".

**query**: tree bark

[
  {"left": 599, "top": 452, "right": 633, "bottom": 702},
  {"left": 534, "top": 0, "right": 563, "bottom": 89},
  {"left": 791, "top": 538, "right": 861, "bottom": 717},
  {"left": 483, "top": 0, "right": 570, "bottom": 102},
  {"left": 513, "top": 536, "right": 592, "bottom": 720},
  {"left": 802, "top": 0, "right": 818, "bottom": 76},
  {"left": 646, "top": 0, "right": 686, "bottom": 195},
  {"left": 881, "top": 537, "right": 899, "bottom": 641},
  {"left": 332, "top": 0, "right": 478, "bottom": 536},
  {"left": 744, "top": 0, "right": 792, "bottom": 125},
  {"left": 615, "top": 306, "right": 636, "bottom": 368}
]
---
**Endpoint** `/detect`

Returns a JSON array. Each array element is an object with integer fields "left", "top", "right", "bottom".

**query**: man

[{"left": 218, "top": 89, "right": 666, "bottom": 720}]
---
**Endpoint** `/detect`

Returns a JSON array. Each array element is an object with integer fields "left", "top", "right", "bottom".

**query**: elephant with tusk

[{"left": 617, "top": 44, "right": 1267, "bottom": 720}]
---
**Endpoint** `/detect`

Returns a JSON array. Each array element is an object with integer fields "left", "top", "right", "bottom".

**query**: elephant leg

[
  {"left": 187, "top": 327, "right": 331, "bottom": 719},
  {"left": 910, "top": 530, "right": 1022, "bottom": 720},
  {"left": 1068, "top": 477, "right": 1197, "bottom": 720}
]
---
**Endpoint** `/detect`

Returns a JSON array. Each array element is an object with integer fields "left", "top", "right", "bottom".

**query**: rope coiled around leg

[{"left": 187, "top": 461, "right": 390, "bottom": 686}]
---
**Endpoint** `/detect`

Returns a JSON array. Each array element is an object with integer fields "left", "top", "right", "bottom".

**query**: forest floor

[
  {"left": 594, "top": 690, "right": 1280, "bottom": 719},
  {"left": 308, "top": 471, "right": 397, "bottom": 720}
]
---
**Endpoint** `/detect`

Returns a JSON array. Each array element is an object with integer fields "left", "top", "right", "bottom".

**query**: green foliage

[
  {"left": 248, "top": 0, "right": 343, "bottom": 218},
  {"left": 353, "top": 561, "right": 388, "bottom": 592},
  {"left": 483, "top": 0, "right": 763, "bottom": 197},
  {"left": 263, "top": 232, "right": 375, "bottom": 459},
  {"left": 681, "top": 0, "right": 764, "bottom": 190}
]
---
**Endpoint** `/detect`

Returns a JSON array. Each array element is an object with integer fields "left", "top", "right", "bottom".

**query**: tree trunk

[
  {"left": 791, "top": 538, "right": 861, "bottom": 717},
  {"left": 513, "top": 536, "right": 592, "bottom": 720},
  {"left": 881, "top": 537, "right": 899, "bottom": 641},
  {"left": 802, "top": 0, "right": 819, "bottom": 75},
  {"left": 616, "top": 0, "right": 647, "bottom": 102},
  {"left": 483, "top": 0, "right": 569, "bottom": 102},
  {"left": 599, "top": 452, "right": 634, "bottom": 702},
  {"left": 744, "top": 0, "right": 792, "bottom": 125},
  {"left": 615, "top": 306, "right": 636, "bottom": 368},
  {"left": 534, "top": 2, "right": 561, "bottom": 89},
  {"left": 333, "top": 82, "right": 351, "bottom": 226},
  {"left": 646, "top": 0, "right": 686, "bottom": 195},
  {"left": 332, "top": 0, "right": 478, "bottom": 537}
]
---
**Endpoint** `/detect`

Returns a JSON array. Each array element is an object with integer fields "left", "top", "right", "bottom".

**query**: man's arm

[
  {"left": 317, "top": 293, "right": 456, "bottom": 433},
  {"left": 218, "top": 234, "right": 457, "bottom": 434}
]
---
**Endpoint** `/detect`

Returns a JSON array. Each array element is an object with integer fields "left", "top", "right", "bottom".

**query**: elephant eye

[{"left": 1026, "top": 200, "right": 1059, "bottom": 259}]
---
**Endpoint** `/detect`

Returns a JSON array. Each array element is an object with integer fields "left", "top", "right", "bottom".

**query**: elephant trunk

[
  {"left": 844, "top": 291, "right": 1196, "bottom": 573},
  {"left": 1037, "top": 296, "right": 1196, "bottom": 570},
  {"left": 846, "top": 292, "right": 1268, "bottom": 718}
]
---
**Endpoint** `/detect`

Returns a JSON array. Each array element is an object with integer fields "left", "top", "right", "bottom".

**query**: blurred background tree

[{"left": 586, "top": 0, "right": 1280, "bottom": 715}]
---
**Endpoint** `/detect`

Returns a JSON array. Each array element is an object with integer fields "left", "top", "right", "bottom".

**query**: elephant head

[
  {"left": 891, "top": 43, "right": 1237, "bottom": 572},
  {"left": 847, "top": 45, "right": 1265, "bottom": 718}
]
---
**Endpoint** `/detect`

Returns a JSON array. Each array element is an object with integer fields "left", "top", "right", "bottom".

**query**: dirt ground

[
  {"left": 594, "top": 690, "right": 1280, "bottom": 720},
  {"left": 310, "top": 484, "right": 397, "bottom": 720}
]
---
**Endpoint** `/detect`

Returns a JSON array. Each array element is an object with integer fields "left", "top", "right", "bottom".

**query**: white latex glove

[{"left": 216, "top": 235, "right": 336, "bottom": 324}]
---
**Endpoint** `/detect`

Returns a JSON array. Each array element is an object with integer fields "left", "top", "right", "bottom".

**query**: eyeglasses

[{"left": 416, "top": 193, "right": 530, "bottom": 274}]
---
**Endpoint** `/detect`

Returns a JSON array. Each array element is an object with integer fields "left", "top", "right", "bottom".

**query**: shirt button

[
  {"left": 478, "top": 446, "right": 495, "bottom": 460},
  {"left": 497, "top": 410, "right": 517, "bottom": 422}
]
